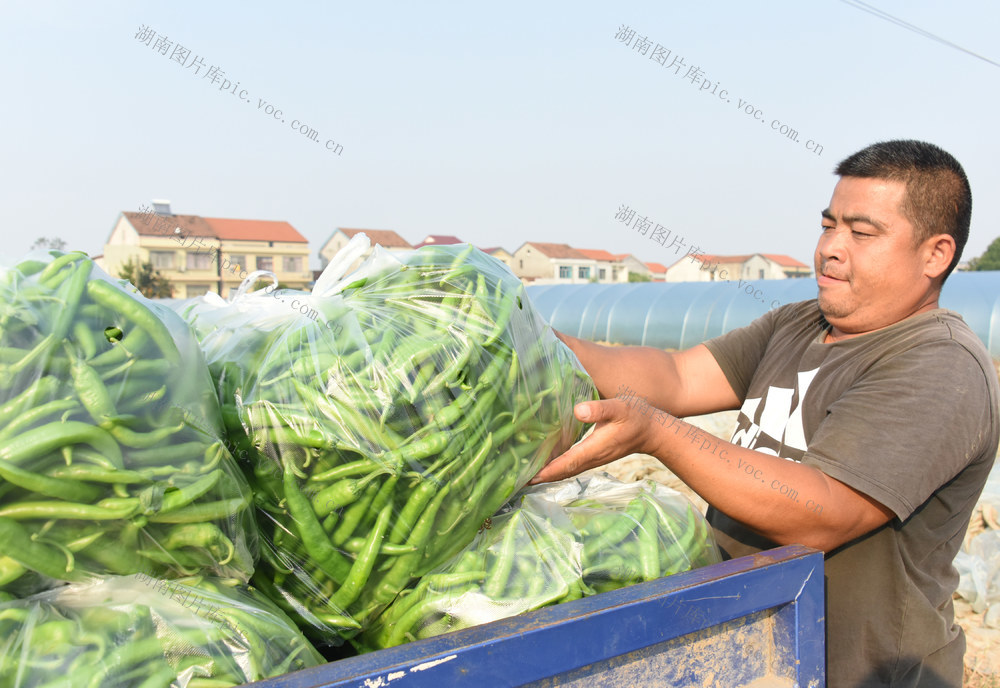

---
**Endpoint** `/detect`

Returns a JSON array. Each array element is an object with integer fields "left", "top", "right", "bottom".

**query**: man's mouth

[{"left": 817, "top": 271, "right": 848, "bottom": 286}]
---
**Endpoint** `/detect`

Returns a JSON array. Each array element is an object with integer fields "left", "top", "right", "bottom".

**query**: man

[{"left": 533, "top": 140, "right": 999, "bottom": 687}]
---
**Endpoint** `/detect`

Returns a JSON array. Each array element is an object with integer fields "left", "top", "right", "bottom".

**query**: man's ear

[{"left": 923, "top": 233, "right": 956, "bottom": 280}]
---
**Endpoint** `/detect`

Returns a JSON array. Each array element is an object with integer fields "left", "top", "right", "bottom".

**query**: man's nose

[{"left": 817, "top": 226, "right": 847, "bottom": 261}]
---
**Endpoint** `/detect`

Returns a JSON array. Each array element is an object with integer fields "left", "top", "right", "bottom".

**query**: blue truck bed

[{"left": 249, "top": 543, "right": 824, "bottom": 688}]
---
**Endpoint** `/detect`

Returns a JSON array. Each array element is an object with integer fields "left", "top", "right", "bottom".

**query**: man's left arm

[
  {"left": 532, "top": 399, "right": 894, "bottom": 553},
  {"left": 535, "top": 338, "right": 996, "bottom": 553}
]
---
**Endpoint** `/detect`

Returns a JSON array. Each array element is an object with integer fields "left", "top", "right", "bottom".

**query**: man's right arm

[{"left": 553, "top": 331, "right": 741, "bottom": 417}]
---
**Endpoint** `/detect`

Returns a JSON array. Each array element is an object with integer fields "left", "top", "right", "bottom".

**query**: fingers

[
  {"left": 529, "top": 401, "right": 634, "bottom": 485},
  {"left": 529, "top": 443, "right": 590, "bottom": 485}
]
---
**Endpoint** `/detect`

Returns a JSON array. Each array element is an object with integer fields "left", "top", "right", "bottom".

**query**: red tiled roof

[
  {"left": 645, "top": 262, "right": 668, "bottom": 273},
  {"left": 338, "top": 228, "right": 412, "bottom": 249},
  {"left": 414, "top": 234, "right": 463, "bottom": 249},
  {"left": 523, "top": 242, "right": 590, "bottom": 260},
  {"left": 123, "top": 212, "right": 306, "bottom": 243},
  {"left": 692, "top": 254, "right": 754, "bottom": 264},
  {"left": 124, "top": 212, "right": 215, "bottom": 238},
  {"left": 205, "top": 217, "right": 307, "bottom": 243},
  {"left": 577, "top": 248, "right": 619, "bottom": 262},
  {"left": 691, "top": 253, "right": 810, "bottom": 268},
  {"left": 760, "top": 253, "right": 811, "bottom": 268}
]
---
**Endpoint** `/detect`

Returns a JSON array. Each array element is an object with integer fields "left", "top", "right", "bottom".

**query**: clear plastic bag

[
  {"left": 0, "top": 574, "right": 323, "bottom": 687},
  {"left": 967, "top": 530, "right": 1000, "bottom": 627},
  {"left": 172, "top": 236, "right": 597, "bottom": 644},
  {"left": 0, "top": 251, "right": 256, "bottom": 595},
  {"left": 362, "top": 472, "right": 721, "bottom": 650}
]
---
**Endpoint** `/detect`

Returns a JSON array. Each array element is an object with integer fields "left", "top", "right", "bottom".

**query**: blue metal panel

[
  {"left": 248, "top": 545, "right": 824, "bottom": 688},
  {"left": 528, "top": 271, "right": 1000, "bottom": 357}
]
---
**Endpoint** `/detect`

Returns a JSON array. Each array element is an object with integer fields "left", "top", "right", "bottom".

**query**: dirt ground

[{"left": 592, "top": 408, "right": 1000, "bottom": 687}]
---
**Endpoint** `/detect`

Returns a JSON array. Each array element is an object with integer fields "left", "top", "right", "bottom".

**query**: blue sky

[{"left": 2, "top": 1, "right": 998, "bottom": 271}]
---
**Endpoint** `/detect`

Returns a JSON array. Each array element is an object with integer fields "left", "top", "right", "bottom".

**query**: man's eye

[{"left": 852, "top": 230, "right": 872, "bottom": 237}]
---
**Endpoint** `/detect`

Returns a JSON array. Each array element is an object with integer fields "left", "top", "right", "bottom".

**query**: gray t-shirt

[{"left": 703, "top": 299, "right": 999, "bottom": 688}]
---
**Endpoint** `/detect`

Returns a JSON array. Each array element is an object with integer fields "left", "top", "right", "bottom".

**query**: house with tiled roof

[
  {"left": 319, "top": 228, "right": 413, "bottom": 270},
  {"left": 664, "top": 252, "right": 811, "bottom": 283},
  {"left": 760, "top": 254, "right": 813, "bottom": 278},
  {"left": 576, "top": 249, "right": 653, "bottom": 282},
  {"left": 101, "top": 200, "right": 312, "bottom": 298},
  {"left": 479, "top": 246, "right": 514, "bottom": 269},
  {"left": 574, "top": 248, "right": 622, "bottom": 283},
  {"left": 645, "top": 262, "right": 668, "bottom": 281},
  {"left": 511, "top": 242, "right": 597, "bottom": 284}
]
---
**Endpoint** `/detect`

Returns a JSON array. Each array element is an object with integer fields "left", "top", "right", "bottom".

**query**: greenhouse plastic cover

[{"left": 525, "top": 271, "right": 1000, "bottom": 356}]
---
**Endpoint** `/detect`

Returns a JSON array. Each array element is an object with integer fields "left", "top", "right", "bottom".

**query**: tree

[
  {"left": 628, "top": 272, "right": 652, "bottom": 282},
  {"left": 966, "top": 236, "right": 1000, "bottom": 271},
  {"left": 118, "top": 258, "right": 174, "bottom": 298},
  {"left": 31, "top": 237, "right": 67, "bottom": 251}
]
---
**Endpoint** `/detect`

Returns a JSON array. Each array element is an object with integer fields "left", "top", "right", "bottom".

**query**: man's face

[{"left": 815, "top": 176, "right": 942, "bottom": 339}]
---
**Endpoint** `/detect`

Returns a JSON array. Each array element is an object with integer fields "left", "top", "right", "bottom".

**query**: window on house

[
  {"left": 519, "top": 259, "right": 523, "bottom": 269},
  {"left": 759, "top": 269, "right": 765, "bottom": 279},
  {"left": 558, "top": 266, "right": 572, "bottom": 279},
  {"left": 149, "top": 251, "right": 174, "bottom": 269},
  {"left": 578, "top": 267, "right": 590, "bottom": 279},
  {"left": 186, "top": 284, "right": 212, "bottom": 297},
  {"left": 228, "top": 255, "right": 247, "bottom": 271},
  {"left": 186, "top": 252, "right": 214, "bottom": 270},
  {"left": 598, "top": 268, "right": 606, "bottom": 280},
  {"left": 282, "top": 255, "right": 302, "bottom": 272},
  {"left": 256, "top": 256, "right": 274, "bottom": 271}
]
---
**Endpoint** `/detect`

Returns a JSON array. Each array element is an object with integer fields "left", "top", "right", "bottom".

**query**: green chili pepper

[
  {"left": 49, "top": 258, "right": 92, "bottom": 345},
  {"left": 0, "top": 421, "right": 121, "bottom": 467},
  {"left": 0, "top": 456, "right": 101, "bottom": 502},
  {"left": 483, "top": 510, "right": 522, "bottom": 599},
  {"left": 387, "top": 479, "right": 437, "bottom": 545},
  {"left": 582, "top": 498, "right": 647, "bottom": 560},
  {"left": 636, "top": 499, "right": 662, "bottom": 581},
  {"left": 37, "top": 250, "right": 87, "bottom": 283},
  {"left": 329, "top": 502, "right": 392, "bottom": 611},
  {"left": 0, "top": 375, "right": 61, "bottom": 426},
  {"left": 105, "top": 421, "right": 185, "bottom": 449},
  {"left": 71, "top": 320, "right": 98, "bottom": 360},
  {"left": 157, "top": 469, "right": 222, "bottom": 514},
  {"left": 68, "top": 347, "right": 118, "bottom": 423},
  {"left": 282, "top": 467, "right": 351, "bottom": 585},
  {"left": 330, "top": 479, "right": 380, "bottom": 547},
  {"left": 0, "top": 517, "right": 87, "bottom": 580},
  {"left": 0, "top": 398, "right": 80, "bottom": 442},
  {"left": 162, "top": 523, "right": 236, "bottom": 565},
  {"left": 309, "top": 471, "right": 383, "bottom": 519},
  {"left": 342, "top": 537, "right": 416, "bottom": 556},
  {"left": 373, "top": 483, "right": 451, "bottom": 604},
  {"left": 147, "top": 495, "right": 248, "bottom": 524},
  {"left": 308, "top": 458, "right": 382, "bottom": 484},
  {"left": 126, "top": 441, "right": 205, "bottom": 466},
  {"left": 86, "top": 279, "right": 182, "bottom": 365}
]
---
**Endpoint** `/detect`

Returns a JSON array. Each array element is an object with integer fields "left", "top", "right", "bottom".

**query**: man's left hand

[{"left": 529, "top": 398, "right": 653, "bottom": 484}]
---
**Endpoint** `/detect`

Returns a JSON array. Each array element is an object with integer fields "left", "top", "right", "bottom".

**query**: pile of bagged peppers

[{"left": 0, "top": 240, "right": 719, "bottom": 687}]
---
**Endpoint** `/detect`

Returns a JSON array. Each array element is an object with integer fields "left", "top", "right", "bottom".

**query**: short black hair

[{"left": 835, "top": 140, "right": 971, "bottom": 282}]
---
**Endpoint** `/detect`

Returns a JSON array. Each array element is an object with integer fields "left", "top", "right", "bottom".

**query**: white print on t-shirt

[{"left": 730, "top": 368, "right": 820, "bottom": 458}]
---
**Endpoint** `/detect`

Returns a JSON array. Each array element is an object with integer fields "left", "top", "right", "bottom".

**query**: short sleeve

[
  {"left": 801, "top": 339, "right": 996, "bottom": 520},
  {"left": 702, "top": 303, "right": 813, "bottom": 401}
]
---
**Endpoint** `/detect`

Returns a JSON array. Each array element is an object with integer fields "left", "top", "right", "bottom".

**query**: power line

[{"left": 838, "top": 0, "right": 1000, "bottom": 69}]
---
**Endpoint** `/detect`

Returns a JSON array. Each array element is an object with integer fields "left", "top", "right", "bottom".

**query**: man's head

[
  {"left": 816, "top": 140, "right": 970, "bottom": 340},
  {"left": 834, "top": 140, "right": 971, "bottom": 280}
]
